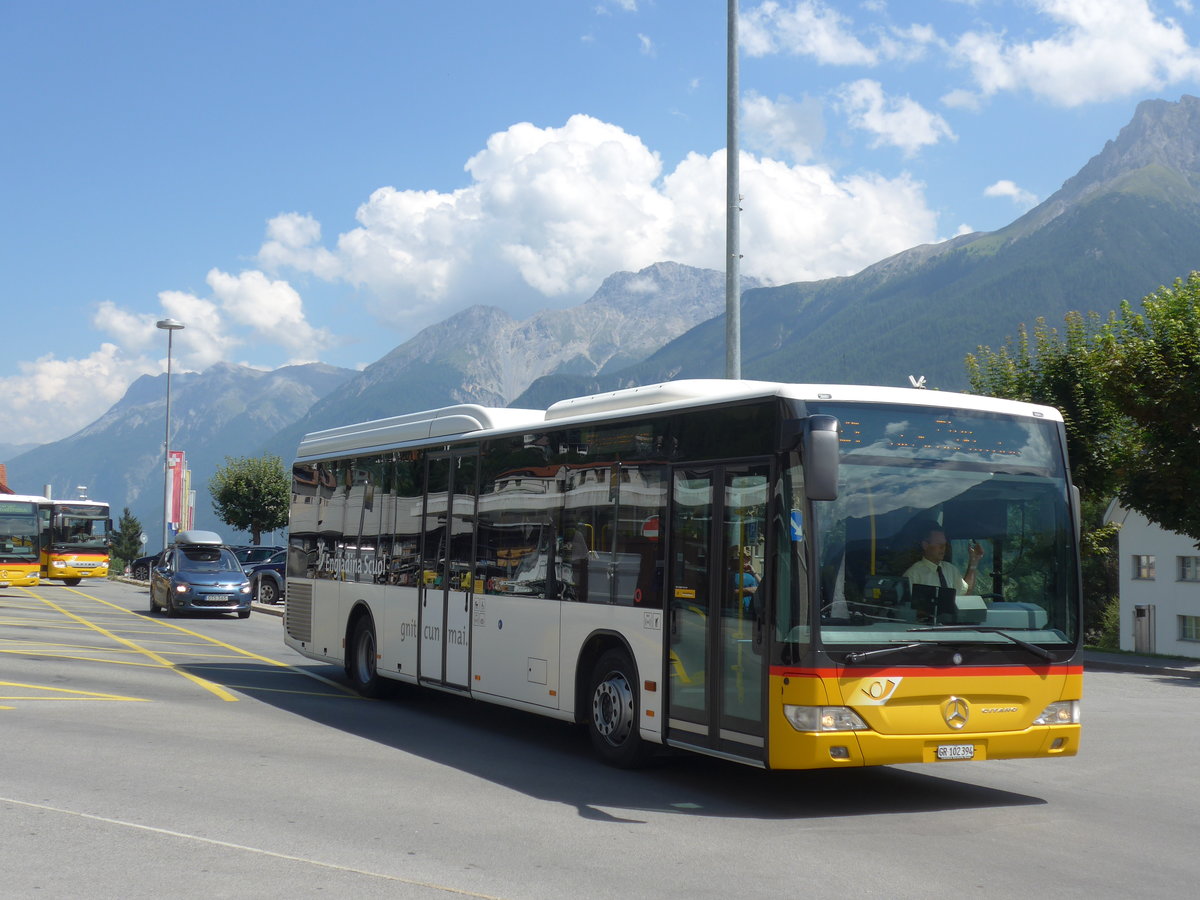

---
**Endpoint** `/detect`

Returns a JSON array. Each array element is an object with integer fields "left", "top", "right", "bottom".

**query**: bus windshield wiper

[
  {"left": 907, "top": 625, "right": 1056, "bottom": 661},
  {"left": 843, "top": 642, "right": 926, "bottom": 664}
]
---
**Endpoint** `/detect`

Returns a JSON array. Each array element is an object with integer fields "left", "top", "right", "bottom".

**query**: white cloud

[
  {"left": 262, "top": 114, "right": 940, "bottom": 329},
  {"left": 637, "top": 33, "right": 654, "bottom": 56},
  {"left": 8, "top": 111, "right": 945, "bottom": 444},
  {"left": 94, "top": 289, "right": 236, "bottom": 375},
  {"left": 741, "top": 91, "right": 825, "bottom": 163},
  {"left": 984, "top": 179, "right": 1040, "bottom": 209},
  {"left": 206, "top": 269, "right": 334, "bottom": 360},
  {"left": 741, "top": 1, "right": 881, "bottom": 63},
  {"left": 0, "top": 344, "right": 156, "bottom": 445},
  {"left": 951, "top": 0, "right": 1200, "bottom": 106},
  {"left": 740, "top": 1, "right": 936, "bottom": 64},
  {"left": 152, "top": 289, "right": 238, "bottom": 372},
  {"left": 836, "top": 80, "right": 956, "bottom": 155},
  {"left": 257, "top": 212, "right": 341, "bottom": 279}
]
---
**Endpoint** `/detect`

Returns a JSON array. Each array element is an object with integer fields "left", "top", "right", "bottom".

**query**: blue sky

[{"left": 5, "top": 0, "right": 1200, "bottom": 445}]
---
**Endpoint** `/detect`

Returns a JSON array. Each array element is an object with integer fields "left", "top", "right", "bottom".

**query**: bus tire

[
  {"left": 64, "top": 578, "right": 81, "bottom": 586},
  {"left": 348, "top": 617, "right": 388, "bottom": 699},
  {"left": 587, "top": 648, "right": 650, "bottom": 768}
]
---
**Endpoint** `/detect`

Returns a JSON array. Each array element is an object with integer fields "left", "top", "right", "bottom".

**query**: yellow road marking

[
  {"left": 20, "top": 587, "right": 239, "bottom": 701},
  {"left": 0, "top": 681, "right": 148, "bottom": 702},
  {"left": 10, "top": 584, "right": 361, "bottom": 700}
]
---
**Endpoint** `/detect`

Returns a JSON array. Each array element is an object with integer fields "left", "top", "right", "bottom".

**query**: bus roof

[
  {"left": 51, "top": 499, "right": 109, "bottom": 510},
  {"left": 294, "top": 379, "right": 1064, "bottom": 462},
  {"left": 2, "top": 494, "right": 51, "bottom": 504}
]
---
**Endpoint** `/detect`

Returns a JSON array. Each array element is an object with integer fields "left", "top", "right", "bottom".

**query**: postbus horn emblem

[{"left": 943, "top": 696, "right": 970, "bottom": 730}]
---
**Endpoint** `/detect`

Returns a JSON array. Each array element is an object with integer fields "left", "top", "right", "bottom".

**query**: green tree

[
  {"left": 966, "top": 311, "right": 1128, "bottom": 498},
  {"left": 209, "top": 454, "right": 289, "bottom": 545},
  {"left": 968, "top": 271, "right": 1200, "bottom": 633},
  {"left": 110, "top": 507, "right": 144, "bottom": 572},
  {"left": 1102, "top": 272, "right": 1200, "bottom": 543}
]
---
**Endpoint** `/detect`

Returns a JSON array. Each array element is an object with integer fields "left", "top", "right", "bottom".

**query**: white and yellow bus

[
  {"left": 41, "top": 499, "right": 112, "bottom": 585},
  {"left": 283, "top": 380, "right": 1082, "bottom": 769},
  {"left": 0, "top": 494, "right": 48, "bottom": 588}
]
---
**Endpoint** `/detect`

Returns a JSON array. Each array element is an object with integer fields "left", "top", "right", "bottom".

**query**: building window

[
  {"left": 1133, "top": 555, "right": 1156, "bottom": 580},
  {"left": 1179, "top": 557, "right": 1200, "bottom": 582},
  {"left": 1181, "top": 616, "right": 1200, "bottom": 642}
]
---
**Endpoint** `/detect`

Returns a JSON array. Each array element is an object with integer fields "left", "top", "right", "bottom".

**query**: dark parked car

[
  {"left": 131, "top": 551, "right": 163, "bottom": 581},
  {"left": 247, "top": 549, "right": 287, "bottom": 604},
  {"left": 231, "top": 545, "right": 284, "bottom": 567},
  {"left": 149, "top": 531, "right": 252, "bottom": 618}
]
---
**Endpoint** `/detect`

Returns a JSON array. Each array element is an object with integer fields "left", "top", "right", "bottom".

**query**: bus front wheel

[
  {"left": 348, "top": 617, "right": 388, "bottom": 699},
  {"left": 588, "top": 648, "right": 650, "bottom": 768}
]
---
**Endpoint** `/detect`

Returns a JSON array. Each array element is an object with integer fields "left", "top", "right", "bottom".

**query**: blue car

[{"left": 149, "top": 530, "right": 252, "bottom": 619}]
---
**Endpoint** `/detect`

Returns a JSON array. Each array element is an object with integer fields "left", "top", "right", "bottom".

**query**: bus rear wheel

[
  {"left": 348, "top": 617, "right": 388, "bottom": 699},
  {"left": 588, "top": 648, "right": 650, "bottom": 768}
]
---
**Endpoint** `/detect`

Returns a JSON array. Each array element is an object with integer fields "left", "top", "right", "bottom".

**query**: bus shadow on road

[{"left": 178, "top": 658, "right": 1047, "bottom": 823}]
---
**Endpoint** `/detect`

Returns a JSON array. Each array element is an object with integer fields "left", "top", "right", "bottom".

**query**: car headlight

[
  {"left": 1032, "top": 700, "right": 1080, "bottom": 725},
  {"left": 174, "top": 582, "right": 190, "bottom": 593},
  {"left": 783, "top": 705, "right": 869, "bottom": 732},
  {"left": 239, "top": 585, "right": 251, "bottom": 594}
]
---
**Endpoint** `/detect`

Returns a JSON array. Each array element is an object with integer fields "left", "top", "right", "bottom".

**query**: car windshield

[
  {"left": 779, "top": 402, "right": 1080, "bottom": 660},
  {"left": 179, "top": 547, "right": 242, "bottom": 574}
]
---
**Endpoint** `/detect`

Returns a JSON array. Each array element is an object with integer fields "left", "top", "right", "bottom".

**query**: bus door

[
  {"left": 418, "top": 449, "right": 479, "bottom": 689},
  {"left": 667, "top": 463, "right": 769, "bottom": 760}
]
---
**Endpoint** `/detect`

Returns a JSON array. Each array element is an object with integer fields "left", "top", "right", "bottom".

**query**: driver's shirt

[{"left": 903, "top": 557, "right": 968, "bottom": 593}]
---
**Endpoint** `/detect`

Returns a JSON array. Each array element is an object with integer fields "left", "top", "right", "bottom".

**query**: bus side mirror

[{"left": 803, "top": 415, "right": 840, "bottom": 501}]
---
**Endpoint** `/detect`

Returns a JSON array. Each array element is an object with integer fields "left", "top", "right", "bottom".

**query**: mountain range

[{"left": 7, "top": 94, "right": 1200, "bottom": 545}]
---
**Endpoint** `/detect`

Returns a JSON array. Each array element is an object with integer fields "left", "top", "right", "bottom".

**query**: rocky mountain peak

[{"left": 1060, "top": 94, "right": 1200, "bottom": 201}]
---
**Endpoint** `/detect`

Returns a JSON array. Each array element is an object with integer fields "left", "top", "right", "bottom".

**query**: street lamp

[{"left": 156, "top": 318, "right": 185, "bottom": 551}]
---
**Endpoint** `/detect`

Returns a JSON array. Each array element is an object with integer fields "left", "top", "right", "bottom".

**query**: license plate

[
  {"left": 202, "top": 594, "right": 231, "bottom": 604},
  {"left": 937, "top": 743, "right": 975, "bottom": 760}
]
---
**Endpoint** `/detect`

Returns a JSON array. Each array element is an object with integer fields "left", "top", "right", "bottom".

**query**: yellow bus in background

[
  {"left": 41, "top": 499, "right": 112, "bottom": 585},
  {"left": 0, "top": 494, "right": 47, "bottom": 587}
]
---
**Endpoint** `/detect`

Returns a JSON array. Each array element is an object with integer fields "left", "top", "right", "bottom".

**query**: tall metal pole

[
  {"left": 156, "top": 318, "right": 185, "bottom": 550},
  {"left": 725, "top": 0, "right": 741, "bottom": 379}
]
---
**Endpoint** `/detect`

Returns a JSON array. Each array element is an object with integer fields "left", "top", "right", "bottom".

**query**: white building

[{"left": 1105, "top": 503, "right": 1200, "bottom": 659}]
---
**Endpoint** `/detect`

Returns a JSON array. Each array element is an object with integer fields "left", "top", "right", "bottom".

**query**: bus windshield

[
  {"left": 797, "top": 403, "right": 1079, "bottom": 658},
  {"left": 54, "top": 505, "right": 110, "bottom": 548},
  {"left": 0, "top": 501, "right": 41, "bottom": 560}
]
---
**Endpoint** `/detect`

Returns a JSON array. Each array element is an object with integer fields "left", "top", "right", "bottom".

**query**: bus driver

[{"left": 902, "top": 522, "right": 983, "bottom": 595}]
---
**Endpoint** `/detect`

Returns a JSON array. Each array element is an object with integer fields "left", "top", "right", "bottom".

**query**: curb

[{"left": 1084, "top": 657, "right": 1200, "bottom": 679}]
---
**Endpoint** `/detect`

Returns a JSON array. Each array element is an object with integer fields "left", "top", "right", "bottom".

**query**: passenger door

[
  {"left": 667, "top": 463, "right": 770, "bottom": 759},
  {"left": 418, "top": 450, "right": 478, "bottom": 689}
]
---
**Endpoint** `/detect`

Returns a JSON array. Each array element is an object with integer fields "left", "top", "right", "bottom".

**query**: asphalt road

[{"left": 1, "top": 578, "right": 1196, "bottom": 899}]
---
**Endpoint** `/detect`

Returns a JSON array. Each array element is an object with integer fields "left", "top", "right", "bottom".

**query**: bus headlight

[
  {"left": 52, "top": 561, "right": 66, "bottom": 568},
  {"left": 1032, "top": 700, "right": 1080, "bottom": 725},
  {"left": 784, "top": 705, "right": 868, "bottom": 733}
]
